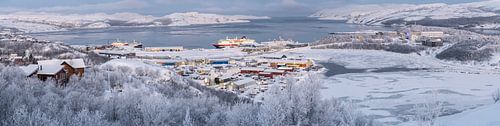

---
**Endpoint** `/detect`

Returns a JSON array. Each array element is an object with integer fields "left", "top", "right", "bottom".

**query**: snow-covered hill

[
  {"left": 0, "top": 12, "right": 270, "bottom": 33},
  {"left": 310, "top": 0, "right": 500, "bottom": 25},
  {"left": 164, "top": 12, "right": 269, "bottom": 26}
]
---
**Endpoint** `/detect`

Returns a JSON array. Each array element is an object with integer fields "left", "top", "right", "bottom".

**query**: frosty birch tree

[
  {"left": 258, "top": 85, "right": 289, "bottom": 126},
  {"left": 183, "top": 108, "right": 194, "bottom": 126},
  {"left": 225, "top": 103, "right": 259, "bottom": 126},
  {"left": 413, "top": 91, "right": 444, "bottom": 126},
  {"left": 493, "top": 88, "right": 500, "bottom": 103},
  {"left": 139, "top": 94, "right": 170, "bottom": 126}
]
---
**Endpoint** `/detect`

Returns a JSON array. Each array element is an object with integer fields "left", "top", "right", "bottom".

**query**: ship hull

[{"left": 212, "top": 43, "right": 239, "bottom": 48}]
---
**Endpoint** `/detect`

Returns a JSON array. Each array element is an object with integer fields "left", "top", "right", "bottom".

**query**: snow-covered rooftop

[
  {"left": 37, "top": 64, "right": 63, "bottom": 75},
  {"left": 37, "top": 59, "right": 86, "bottom": 69},
  {"left": 263, "top": 69, "right": 285, "bottom": 73},
  {"left": 19, "top": 64, "right": 38, "bottom": 76},
  {"left": 240, "top": 67, "right": 265, "bottom": 71},
  {"left": 233, "top": 78, "right": 256, "bottom": 86},
  {"left": 262, "top": 59, "right": 310, "bottom": 64}
]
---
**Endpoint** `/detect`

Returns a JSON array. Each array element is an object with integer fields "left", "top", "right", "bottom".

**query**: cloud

[
  {"left": 22, "top": 0, "right": 149, "bottom": 13},
  {"left": 52, "top": 0, "right": 146, "bottom": 11},
  {"left": 2, "top": 0, "right": 478, "bottom": 16},
  {"left": 281, "top": 0, "right": 302, "bottom": 7},
  {"left": 0, "top": 0, "right": 318, "bottom": 16}
]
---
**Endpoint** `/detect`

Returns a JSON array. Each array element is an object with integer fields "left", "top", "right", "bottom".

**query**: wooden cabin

[
  {"left": 38, "top": 59, "right": 86, "bottom": 77},
  {"left": 36, "top": 65, "right": 67, "bottom": 83}
]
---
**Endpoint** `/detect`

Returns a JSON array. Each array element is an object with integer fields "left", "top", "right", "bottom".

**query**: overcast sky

[{"left": 0, "top": 0, "right": 483, "bottom": 16}]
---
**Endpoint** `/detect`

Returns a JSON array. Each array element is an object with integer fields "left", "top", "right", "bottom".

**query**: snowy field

[
  {"left": 434, "top": 103, "right": 500, "bottom": 126},
  {"left": 322, "top": 72, "right": 500, "bottom": 125},
  {"left": 272, "top": 48, "right": 500, "bottom": 125}
]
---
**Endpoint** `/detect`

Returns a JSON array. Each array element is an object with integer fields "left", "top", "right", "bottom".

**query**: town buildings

[
  {"left": 154, "top": 53, "right": 315, "bottom": 97},
  {"left": 145, "top": 46, "right": 184, "bottom": 52}
]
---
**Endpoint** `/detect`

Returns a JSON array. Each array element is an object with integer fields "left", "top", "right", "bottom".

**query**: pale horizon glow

[{"left": 0, "top": 0, "right": 485, "bottom": 16}]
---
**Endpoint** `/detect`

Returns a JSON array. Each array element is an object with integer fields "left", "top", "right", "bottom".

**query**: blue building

[{"left": 210, "top": 59, "right": 230, "bottom": 65}]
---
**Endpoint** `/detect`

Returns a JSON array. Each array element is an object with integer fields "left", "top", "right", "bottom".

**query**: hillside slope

[{"left": 311, "top": 0, "right": 500, "bottom": 26}]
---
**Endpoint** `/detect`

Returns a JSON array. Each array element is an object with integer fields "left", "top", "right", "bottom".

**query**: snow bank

[
  {"left": 437, "top": 103, "right": 500, "bottom": 126},
  {"left": 0, "top": 12, "right": 269, "bottom": 33},
  {"left": 100, "top": 59, "right": 171, "bottom": 78},
  {"left": 310, "top": 0, "right": 500, "bottom": 25}
]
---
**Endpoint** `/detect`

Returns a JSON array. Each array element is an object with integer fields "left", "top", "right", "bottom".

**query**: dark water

[
  {"left": 29, "top": 17, "right": 392, "bottom": 49},
  {"left": 321, "top": 62, "right": 367, "bottom": 77},
  {"left": 320, "top": 62, "right": 428, "bottom": 77},
  {"left": 371, "top": 67, "right": 427, "bottom": 73}
]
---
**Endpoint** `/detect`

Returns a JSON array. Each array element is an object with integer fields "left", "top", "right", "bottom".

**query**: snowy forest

[
  {"left": 0, "top": 63, "right": 380, "bottom": 126},
  {"left": 3, "top": 0, "right": 500, "bottom": 125}
]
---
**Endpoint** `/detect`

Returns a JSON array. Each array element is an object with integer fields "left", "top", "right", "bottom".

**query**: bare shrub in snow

[
  {"left": 412, "top": 91, "right": 444, "bottom": 126},
  {"left": 493, "top": 88, "right": 500, "bottom": 103}
]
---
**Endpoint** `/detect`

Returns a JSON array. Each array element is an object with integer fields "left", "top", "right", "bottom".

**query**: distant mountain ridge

[
  {"left": 310, "top": 0, "right": 500, "bottom": 26},
  {"left": 0, "top": 12, "right": 270, "bottom": 33}
]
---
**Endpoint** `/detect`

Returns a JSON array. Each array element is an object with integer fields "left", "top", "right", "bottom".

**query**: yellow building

[{"left": 268, "top": 59, "right": 313, "bottom": 69}]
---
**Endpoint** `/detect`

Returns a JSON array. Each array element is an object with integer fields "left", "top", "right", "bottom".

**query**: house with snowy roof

[
  {"left": 17, "top": 59, "right": 87, "bottom": 83},
  {"left": 37, "top": 59, "right": 86, "bottom": 77},
  {"left": 36, "top": 64, "right": 67, "bottom": 82}
]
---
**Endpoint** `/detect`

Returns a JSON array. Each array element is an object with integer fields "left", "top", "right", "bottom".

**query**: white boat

[
  {"left": 212, "top": 36, "right": 256, "bottom": 48},
  {"left": 111, "top": 39, "right": 142, "bottom": 48}
]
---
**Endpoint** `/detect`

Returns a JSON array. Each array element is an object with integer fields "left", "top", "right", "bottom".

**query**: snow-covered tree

[
  {"left": 493, "top": 88, "right": 500, "bottom": 103},
  {"left": 412, "top": 91, "right": 444, "bottom": 126},
  {"left": 0, "top": 63, "right": 375, "bottom": 126},
  {"left": 183, "top": 108, "right": 194, "bottom": 126}
]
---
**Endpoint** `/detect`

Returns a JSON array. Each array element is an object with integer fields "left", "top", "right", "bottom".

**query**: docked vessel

[
  {"left": 111, "top": 39, "right": 143, "bottom": 48},
  {"left": 212, "top": 36, "right": 256, "bottom": 48}
]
